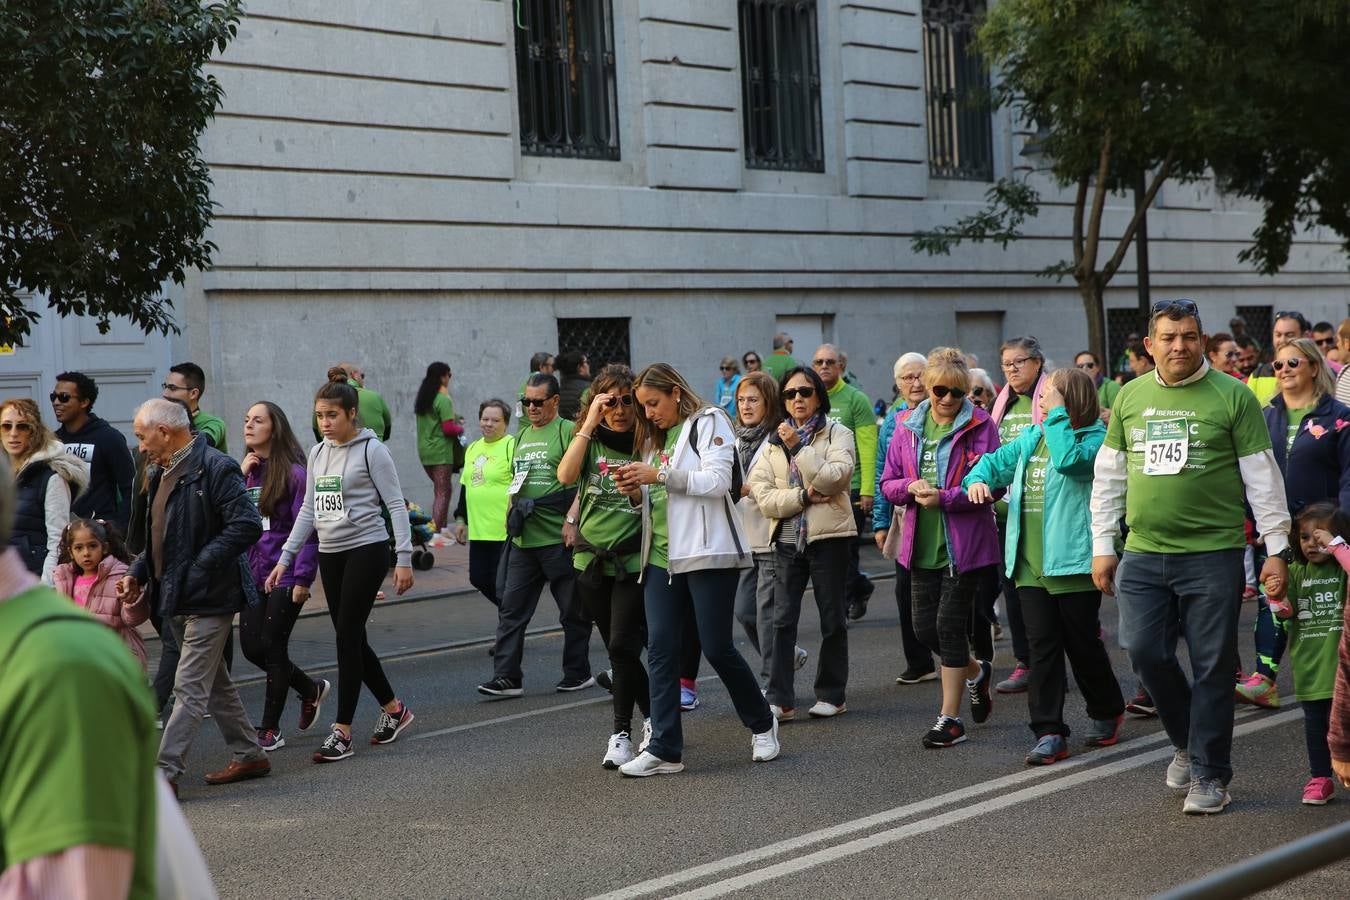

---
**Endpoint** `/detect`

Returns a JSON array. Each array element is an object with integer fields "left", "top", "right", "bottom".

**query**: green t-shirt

[
  {"left": 1285, "top": 559, "right": 1346, "bottom": 701},
  {"left": 1098, "top": 378, "right": 1122, "bottom": 411},
  {"left": 1286, "top": 405, "right": 1314, "bottom": 454},
  {"left": 574, "top": 438, "right": 642, "bottom": 576},
  {"left": 912, "top": 415, "right": 953, "bottom": 571},
  {"left": 762, "top": 352, "right": 800, "bottom": 382},
  {"left": 462, "top": 435, "right": 515, "bottom": 542},
  {"left": 826, "top": 380, "right": 878, "bottom": 495},
  {"left": 1013, "top": 437, "right": 1098, "bottom": 594},
  {"left": 511, "top": 417, "right": 574, "bottom": 548},
  {"left": 193, "top": 410, "right": 227, "bottom": 454},
  {"left": 995, "top": 393, "right": 1035, "bottom": 522},
  {"left": 0, "top": 588, "right": 158, "bottom": 899},
  {"left": 649, "top": 424, "right": 684, "bottom": 571},
  {"left": 1104, "top": 367, "right": 1272, "bottom": 554},
  {"left": 416, "top": 392, "right": 459, "bottom": 466}
]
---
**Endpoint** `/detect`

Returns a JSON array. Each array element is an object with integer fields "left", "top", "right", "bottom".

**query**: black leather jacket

[{"left": 130, "top": 435, "right": 262, "bottom": 617}]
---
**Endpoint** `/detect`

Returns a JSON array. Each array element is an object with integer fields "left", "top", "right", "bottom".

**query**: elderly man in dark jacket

[{"left": 119, "top": 398, "right": 267, "bottom": 795}]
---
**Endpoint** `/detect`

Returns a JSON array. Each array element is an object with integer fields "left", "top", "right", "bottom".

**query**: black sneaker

[
  {"left": 896, "top": 665, "right": 938, "bottom": 685},
  {"left": 313, "top": 728, "right": 354, "bottom": 763},
  {"left": 967, "top": 660, "right": 993, "bottom": 723},
  {"left": 477, "top": 676, "right": 524, "bottom": 698},
  {"left": 556, "top": 675, "right": 596, "bottom": 693},
  {"left": 922, "top": 715, "right": 967, "bottom": 749},
  {"left": 371, "top": 704, "right": 415, "bottom": 745},
  {"left": 847, "top": 597, "right": 869, "bottom": 621},
  {"left": 1125, "top": 687, "right": 1157, "bottom": 717},
  {"left": 596, "top": 669, "right": 614, "bottom": 693}
]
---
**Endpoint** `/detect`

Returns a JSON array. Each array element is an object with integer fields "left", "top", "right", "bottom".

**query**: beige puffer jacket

[{"left": 748, "top": 420, "right": 857, "bottom": 545}]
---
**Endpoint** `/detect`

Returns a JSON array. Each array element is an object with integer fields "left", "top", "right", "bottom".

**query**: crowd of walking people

[{"left": 7, "top": 297, "right": 1350, "bottom": 899}]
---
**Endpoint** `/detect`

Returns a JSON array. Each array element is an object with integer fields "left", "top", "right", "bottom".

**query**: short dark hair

[
  {"left": 1128, "top": 341, "right": 1153, "bottom": 365},
  {"left": 530, "top": 351, "right": 554, "bottom": 372},
  {"left": 776, "top": 366, "right": 832, "bottom": 423},
  {"left": 1313, "top": 321, "right": 1335, "bottom": 333},
  {"left": 525, "top": 372, "right": 560, "bottom": 398},
  {"left": 1275, "top": 311, "right": 1310, "bottom": 333},
  {"left": 1235, "top": 335, "right": 1259, "bottom": 350},
  {"left": 169, "top": 362, "right": 206, "bottom": 396},
  {"left": 479, "top": 398, "right": 512, "bottom": 424},
  {"left": 1291, "top": 501, "right": 1350, "bottom": 565},
  {"left": 556, "top": 350, "right": 587, "bottom": 378},
  {"left": 55, "top": 371, "right": 98, "bottom": 409}
]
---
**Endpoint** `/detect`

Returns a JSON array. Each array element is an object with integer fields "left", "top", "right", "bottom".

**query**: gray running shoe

[
  {"left": 1166, "top": 748, "right": 1191, "bottom": 790},
  {"left": 1182, "top": 777, "right": 1231, "bottom": 815}
]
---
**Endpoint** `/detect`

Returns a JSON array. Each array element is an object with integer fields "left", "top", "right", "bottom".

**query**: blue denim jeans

[
  {"left": 1117, "top": 548, "right": 1244, "bottom": 783},
  {"left": 644, "top": 565, "right": 773, "bottom": 763}
]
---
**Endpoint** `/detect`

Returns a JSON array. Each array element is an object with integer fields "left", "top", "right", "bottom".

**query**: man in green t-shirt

[
  {"left": 0, "top": 535, "right": 159, "bottom": 897},
  {"left": 478, "top": 373, "right": 593, "bottom": 698},
  {"left": 762, "top": 332, "right": 799, "bottom": 382},
  {"left": 814, "top": 344, "right": 878, "bottom": 619},
  {"left": 162, "top": 361, "right": 227, "bottom": 453},
  {"left": 1091, "top": 298, "right": 1291, "bottom": 816}
]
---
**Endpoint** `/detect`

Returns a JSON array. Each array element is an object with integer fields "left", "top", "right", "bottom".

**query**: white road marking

[{"left": 590, "top": 708, "right": 1298, "bottom": 900}]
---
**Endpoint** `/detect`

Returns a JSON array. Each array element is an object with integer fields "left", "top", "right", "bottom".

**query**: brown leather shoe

[{"left": 204, "top": 757, "right": 271, "bottom": 785}]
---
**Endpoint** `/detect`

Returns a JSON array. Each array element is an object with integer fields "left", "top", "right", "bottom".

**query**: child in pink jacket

[{"left": 52, "top": 518, "right": 149, "bottom": 672}]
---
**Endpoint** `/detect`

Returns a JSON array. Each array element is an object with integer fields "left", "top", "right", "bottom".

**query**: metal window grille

[
  {"left": 1106, "top": 307, "right": 1143, "bottom": 377},
  {"left": 1235, "top": 305, "right": 1272, "bottom": 349},
  {"left": 516, "top": 0, "right": 620, "bottom": 160},
  {"left": 922, "top": 0, "right": 994, "bottom": 181},
  {"left": 557, "top": 317, "right": 631, "bottom": 371},
  {"left": 738, "top": 0, "right": 825, "bottom": 172}
]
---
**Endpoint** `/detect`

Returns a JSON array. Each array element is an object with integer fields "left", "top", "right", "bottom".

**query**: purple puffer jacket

[
  {"left": 879, "top": 400, "right": 1002, "bottom": 573},
  {"left": 247, "top": 461, "right": 318, "bottom": 588}
]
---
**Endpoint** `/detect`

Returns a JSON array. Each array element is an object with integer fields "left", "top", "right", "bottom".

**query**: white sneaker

[
  {"left": 619, "top": 750, "right": 685, "bottom": 777},
  {"left": 794, "top": 646, "right": 809, "bottom": 670},
  {"left": 639, "top": 718, "right": 653, "bottom": 753},
  {"left": 808, "top": 700, "right": 846, "bottom": 718},
  {"left": 602, "top": 732, "right": 635, "bottom": 770},
  {"left": 752, "top": 716, "right": 780, "bottom": 762}
]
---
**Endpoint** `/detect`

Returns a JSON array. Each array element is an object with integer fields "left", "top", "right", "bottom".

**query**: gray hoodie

[{"left": 280, "top": 428, "right": 412, "bottom": 568}]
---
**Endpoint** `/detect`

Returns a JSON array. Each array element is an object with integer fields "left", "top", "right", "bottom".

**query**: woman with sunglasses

[
  {"left": 715, "top": 357, "right": 742, "bottom": 421},
  {"left": 556, "top": 365, "right": 652, "bottom": 769},
  {"left": 1203, "top": 334, "right": 1243, "bottom": 380},
  {"left": 874, "top": 352, "right": 938, "bottom": 684},
  {"left": 749, "top": 366, "right": 856, "bottom": 720},
  {"left": 968, "top": 369, "right": 996, "bottom": 410},
  {"left": 964, "top": 368, "right": 1126, "bottom": 764},
  {"left": 612, "top": 363, "right": 778, "bottom": 776},
  {"left": 1238, "top": 337, "right": 1350, "bottom": 710},
  {"left": 880, "top": 348, "right": 1002, "bottom": 748},
  {"left": 742, "top": 352, "right": 763, "bottom": 374},
  {"left": 2, "top": 398, "right": 89, "bottom": 582},
  {"left": 1073, "top": 351, "right": 1121, "bottom": 421},
  {"left": 989, "top": 337, "right": 1047, "bottom": 695}
]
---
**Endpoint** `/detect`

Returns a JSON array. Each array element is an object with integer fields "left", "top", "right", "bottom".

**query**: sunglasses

[
  {"left": 0, "top": 421, "right": 33, "bottom": 432},
  {"left": 1222, "top": 350, "right": 1240, "bottom": 359},
  {"left": 932, "top": 386, "right": 966, "bottom": 400},
  {"left": 1316, "top": 337, "right": 1336, "bottom": 348},
  {"left": 783, "top": 387, "right": 816, "bottom": 400},
  {"left": 1272, "top": 358, "right": 1304, "bottom": 372},
  {"left": 49, "top": 391, "right": 76, "bottom": 403},
  {"left": 813, "top": 358, "right": 839, "bottom": 367},
  {"left": 1076, "top": 361, "right": 1098, "bottom": 370},
  {"left": 603, "top": 395, "right": 634, "bottom": 407},
  {"left": 970, "top": 386, "right": 986, "bottom": 397},
  {"left": 1275, "top": 310, "right": 1306, "bottom": 326},
  {"left": 520, "top": 397, "right": 551, "bottom": 408},
  {"left": 720, "top": 366, "right": 736, "bottom": 372},
  {"left": 1151, "top": 298, "right": 1199, "bottom": 319}
]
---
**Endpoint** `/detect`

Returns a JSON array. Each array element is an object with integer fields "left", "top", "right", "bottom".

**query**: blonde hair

[
  {"left": 632, "top": 363, "right": 707, "bottom": 453},
  {"left": 1050, "top": 368, "right": 1100, "bottom": 429},
  {"left": 922, "top": 347, "right": 971, "bottom": 392},
  {"left": 0, "top": 398, "right": 52, "bottom": 463},
  {"left": 1277, "top": 338, "right": 1335, "bottom": 399}
]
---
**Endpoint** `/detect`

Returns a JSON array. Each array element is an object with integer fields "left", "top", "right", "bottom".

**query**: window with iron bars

[
  {"left": 557, "top": 317, "right": 631, "bottom": 372},
  {"left": 515, "top": 0, "right": 620, "bottom": 160},
  {"left": 921, "top": 0, "right": 993, "bottom": 181},
  {"left": 1106, "top": 307, "right": 1144, "bottom": 379},
  {"left": 738, "top": 0, "right": 825, "bottom": 172}
]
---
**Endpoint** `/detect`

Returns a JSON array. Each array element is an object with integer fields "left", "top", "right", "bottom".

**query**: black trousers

[
  {"left": 680, "top": 602, "right": 702, "bottom": 683},
  {"left": 317, "top": 541, "right": 396, "bottom": 724},
  {"left": 969, "top": 567, "right": 999, "bottom": 664},
  {"left": 239, "top": 585, "right": 318, "bottom": 731},
  {"left": 469, "top": 539, "right": 504, "bottom": 606},
  {"left": 575, "top": 572, "right": 650, "bottom": 734},
  {"left": 1019, "top": 586, "right": 1125, "bottom": 738},
  {"left": 893, "top": 564, "right": 934, "bottom": 673},
  {"left": 911, "top": 566, "right": 992, "bottom": 668},
  {"left": 845, "top": 490, "right": 873, "bottom": 604},
  {"left": 768, "top": 538, "right": 850, "bottom": 708}
]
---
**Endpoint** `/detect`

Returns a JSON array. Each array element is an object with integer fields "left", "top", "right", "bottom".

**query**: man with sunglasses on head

[
  {"left": 1247, "top": 311, "right": 1311, "bottom": 407},
  {"left": 813, "top": 344, "right": 877, "bottom": 620},
  {"left": 1091, "top": 298, "right": 1291, "bottom": 815},
  {"left": 478, "top": 373, "right": 593, "bottom": 698},
  {"left": 52, "top": 372, "right": 135, "bottom": 529}
]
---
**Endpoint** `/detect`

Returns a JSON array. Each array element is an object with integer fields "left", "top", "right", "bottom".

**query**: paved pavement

[{"left": 163, "top": 547, "right": 1350, "bottom": 898}]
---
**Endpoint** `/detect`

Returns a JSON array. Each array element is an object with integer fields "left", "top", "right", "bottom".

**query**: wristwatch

[
  {"left": 565, "top": 514, "right": 578, "bottom": 525},
  {"left": 657, "top": 469, "right": 669, "bottom": 484},
  {"left": 1275, "top": 547, "right": 1295, "bottom": 563}
]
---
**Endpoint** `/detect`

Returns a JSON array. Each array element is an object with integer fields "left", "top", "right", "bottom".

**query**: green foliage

[
  {"left": 0, "top": 0, "right": 242, "bottom": 345},
  {"left": 911, "top": 179, "right": 1041, "bottom": 256}
]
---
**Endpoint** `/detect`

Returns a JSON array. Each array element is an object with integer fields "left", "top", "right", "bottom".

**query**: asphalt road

[{"left": 171, "top": 575, "right": 1350, "bottom": 899}]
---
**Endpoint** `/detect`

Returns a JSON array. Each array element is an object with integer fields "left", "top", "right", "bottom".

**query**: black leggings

[
  {"left": 240, "top": 585, "right": 318, "bottom": 731},
  {"left": 318, "top": 542, "right": 396, "bottom": 724},
  {"left": 680, "top": 602, "right": 702, "bottom": 683},
  {"left": 911, "top": 566, "right": 992, "bottom": 668},
  {"left": 575, "top": 572, "right": 651, "bottom": 734},
  {"left": 469, "top": 539, "right": 504, "bottom": 606},
  {"left": 1304, "top": 698, "right": 1333, "bottom": 778}
]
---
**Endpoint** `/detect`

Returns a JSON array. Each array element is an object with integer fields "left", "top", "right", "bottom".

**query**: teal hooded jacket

[{"left": 961, "top": 406, "right": 1105, "bottom": 579}]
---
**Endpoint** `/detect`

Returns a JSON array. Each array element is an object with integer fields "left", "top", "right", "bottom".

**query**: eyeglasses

[
  {"left": 1001, "top": 357, "right": 1034, "bottom": 371},
  {"left": 898, "top": 373, "right": 923, "bottom": 383},
  {"left": 813, "top": 358, "right": 839, "bottom": 367},
  {"left": 1272, "top": 358, "right": 1304, "bottom": 372},
  {"left": 519, "top": 397, "right": 551, "bottom": 408},
  {"left": 1316, "top": 337, "right": 1337, "bottom": 348},
  {"left": 0, "top": 421, "right": 33, "bottom": 433},
  {"left": 783, "top": 387, "right": 816, "bottom": 400},
  {"left": 161, "top": 382, "right": 188, "bottom": 393},
  {"left": 1222, "top": 350, "right": 1240, "bottom": 359},
  {"left": 931, "top": 385, "right": 967, "bottom": 400},
  {"left": 603, "top": 395, "right": 634, "bottom": 407},
  {"left": 1150, "top": 298, "right": 1199, "bottom": 319},
  {"left": 1076, "top": 361, "right": 1098, "bottom": 370},
  {"left": 49, "top": 391, "right": 75, "bottom": 404}
]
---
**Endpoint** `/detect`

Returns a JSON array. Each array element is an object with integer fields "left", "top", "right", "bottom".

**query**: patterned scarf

[
  {"left": 775, "top": 413, "right": 824, "bottom": 549},
  {"left": 734, "top": 420, "right": 772, "bottom": 473}
]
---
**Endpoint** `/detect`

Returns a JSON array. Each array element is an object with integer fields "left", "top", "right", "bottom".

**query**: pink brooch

[
  {"left": 1306, "top": 422, "right": 1328, "bottom": 440},
  {"left": 1336, "top": 419, "right": 1350, "bottom": 432}
]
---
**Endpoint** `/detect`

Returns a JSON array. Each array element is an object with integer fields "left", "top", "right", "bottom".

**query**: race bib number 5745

[{"left": 1143, "top": 419, "right": 1188, "bottom": 476}]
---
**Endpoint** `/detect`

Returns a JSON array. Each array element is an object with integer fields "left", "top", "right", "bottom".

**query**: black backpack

[{"left": 686, "top": 415, "right": 743, "bottom": 500}]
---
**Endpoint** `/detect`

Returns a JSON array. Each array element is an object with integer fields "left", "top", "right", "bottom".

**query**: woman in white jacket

[
  {"left": 2, "top": 398, "right": 89, "bottom": 583},
  {"left": 750, "top": 366, "right": 856, "bottom": 721},
  {"left": 612, "top": 363, "right": 780, "bottom": 776}
]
